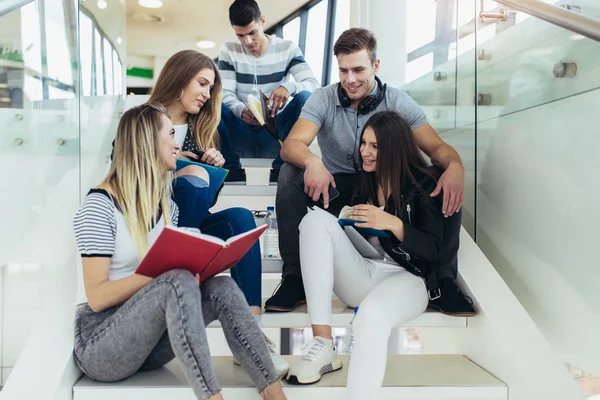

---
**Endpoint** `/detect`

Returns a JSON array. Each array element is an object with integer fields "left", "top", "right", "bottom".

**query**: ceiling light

[
  {"left": 117, "top": 37, "right": 122, "bottom": 44},
  {"left": 196, "top": 40, "right": 216, "bottom": 49},
  {"left": 138, "top": 0, "right": 163, "bottom": 8},
  {"left": 97, "top": 0, "right": 107, "bottom": 9},
  {"left": 569, "top": 34, "right": 585, "bottom": 41}
]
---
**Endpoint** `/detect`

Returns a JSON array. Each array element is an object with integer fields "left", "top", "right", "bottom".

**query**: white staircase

[
  {"left": 72, "top": 162, "right": 505, "bottom": 400},
  {"left": 1, "top": 162, "right": 585, "bottom": 400}
]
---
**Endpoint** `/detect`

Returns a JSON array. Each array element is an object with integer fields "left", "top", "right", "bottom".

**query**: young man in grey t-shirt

[{"left": 266, "top": 28, "right": 467, "bottom": 313}]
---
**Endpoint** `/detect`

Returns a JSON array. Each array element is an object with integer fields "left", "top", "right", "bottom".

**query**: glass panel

[
  {"left": 329, "top": 0, "right": 350, "bottom": 84},
  {"left": 0, "top": 0, "right": 125, "bottom": 386},
  {"left": 282, "top": 16, "right": 300, "bottom": 46},
  {"left": 304, "top": 0, "right": 328, "bottom": 86},
  {"left": 475, "top": 1, "right": 600, "bottom": 121},
  {"left": 0, "top": 0, "right": 80, "bottom": 381},
  {"left": 475, "top": 3, "right": 600, "bottom": 396}
]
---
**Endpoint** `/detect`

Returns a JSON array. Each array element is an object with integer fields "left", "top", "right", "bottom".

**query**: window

[
  {"left": 283, "top": 16, "right": 301, "bottom": 46},
  {"left": 80, "top": 13, "right": 93, "bottom": 96},
  {"left": 20, "top": 1, "right": 42, "bottom": 74},
  {"left": 45, "top": 0, "right": 73, "bottom": 88},
  {"left": 329, "top": 0, "right": 350, "bottom": 84},
  {"left": 103, "top": 38, "right": 113, "bottom": 95},
  {"left": 94, "top": 29, "right": 104, "bottom": 95},
  {"left": 304, "top": 0, "right": 329, "bottom": 85}
]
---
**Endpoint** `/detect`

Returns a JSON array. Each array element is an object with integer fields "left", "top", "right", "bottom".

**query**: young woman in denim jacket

[
  {"left": 145, "top": 50, "right": 288, "bottom": 375},
  {"left": 288, "top": 111, "right": 449, "bottom": 398},
  {"left": 73, "top": 103, "right": 286, "bottom": 400}
]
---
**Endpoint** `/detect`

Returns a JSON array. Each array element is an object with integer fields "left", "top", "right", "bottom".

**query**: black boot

[
  {"left": 265, "top": 274, "right": 306, "bottom": 312},
  {"left": 428, "top": 278, "right": 475, "bottom": 317}
]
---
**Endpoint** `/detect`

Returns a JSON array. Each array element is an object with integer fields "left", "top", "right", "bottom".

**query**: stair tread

[
  {"left": 74, "top": 355, "right": 505, "bottom": 390},
  {"left": 221, "top": 185, "right": 277, "bottom": 196},
  {"left": 205, "top": 297, "right": 467, "bottom": 328}
]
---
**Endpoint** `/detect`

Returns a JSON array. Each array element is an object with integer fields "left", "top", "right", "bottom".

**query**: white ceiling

[{"left": 126, "top": 0, "right": 310, "bottom": 60}]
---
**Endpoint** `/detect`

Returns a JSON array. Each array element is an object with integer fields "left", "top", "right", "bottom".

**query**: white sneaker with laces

[
  {"left": 286, "top": 336, "right": 342, "bottom": 384},
  {"left": 233, "top": 332, "right": 290, "bottom": 377}
]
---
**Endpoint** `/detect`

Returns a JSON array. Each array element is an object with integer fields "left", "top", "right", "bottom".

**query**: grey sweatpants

[{"left": 73, "top": 270, "right": 277, "bottom": 399}]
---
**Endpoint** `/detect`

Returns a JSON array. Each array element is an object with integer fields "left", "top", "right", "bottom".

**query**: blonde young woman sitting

[
  {"left": 73, "top": 103, "right": 286, "bottom": 400},
  {"left": 146, "top": 50, "right": 289, "bottom": 375}
]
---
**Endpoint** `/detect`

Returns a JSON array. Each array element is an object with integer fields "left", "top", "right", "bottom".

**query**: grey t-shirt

[{"left": 300, "top": 83, "right": 428, "bottom": 174}]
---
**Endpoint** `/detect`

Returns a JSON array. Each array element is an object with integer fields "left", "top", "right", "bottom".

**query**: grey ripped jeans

[{"left": 73, "top": 270, "right": 277, "bottom": 399}]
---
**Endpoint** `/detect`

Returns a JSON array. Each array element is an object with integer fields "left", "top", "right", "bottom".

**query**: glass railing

[
  {"left": 402, "top": 0, "right": 600, "bottom": 397},
  {"left": 0, "top": 0, "right": 125, "bottom": 386},
  {"left": 475, "top": 1, "right": 600, "bottom": 396}
]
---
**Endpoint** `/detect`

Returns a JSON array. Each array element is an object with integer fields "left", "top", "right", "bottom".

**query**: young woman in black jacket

[{"left": 286, "top": 111, "right": 447, "bottom": 398}]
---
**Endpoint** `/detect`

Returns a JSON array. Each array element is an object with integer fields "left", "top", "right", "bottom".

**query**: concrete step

[
  {"left": 73, "top": 355, "right": 506, "bottom": 400},
  {"left": 207, "top": 297, "right": 467, "bottom": 329}
]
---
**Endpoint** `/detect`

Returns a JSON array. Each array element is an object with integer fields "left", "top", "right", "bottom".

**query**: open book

[
  {"left": 243, "top": 90, "right": 280, "bottom": 144},
  {"left": 337, "top": 205, "right": 388, "bottom": 238},
  {"left": 136, "top": 224, "right": 268, "bottom": 282}
]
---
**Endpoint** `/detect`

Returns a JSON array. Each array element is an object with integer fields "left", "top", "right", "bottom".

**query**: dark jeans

[
  {"left": 172, "top": 177, "right": 262, "bottom": 307},
  {"left": 276, "top": 162, "right": 358, "bottom": 278},
  {"left": 218, "top": 91, "right": 312, "bottom": 170},
  {"left": 73, "top": 271, "right": 277, "bottom": 399}
]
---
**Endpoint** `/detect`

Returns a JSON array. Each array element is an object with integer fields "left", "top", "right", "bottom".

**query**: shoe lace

[{"left": 300, "top": 338, "right": 327, "bottom": 362}]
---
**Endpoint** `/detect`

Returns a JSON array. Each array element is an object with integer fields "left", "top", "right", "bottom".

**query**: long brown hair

[
  {"left": 102, "top": 102, "right": 173, "bottom": 259},
  {"left": 354, "top": 111, "right": 437, "bottom": 211},
  {"left": 149, "top": 50, "right": 222, "bottom": 149}
]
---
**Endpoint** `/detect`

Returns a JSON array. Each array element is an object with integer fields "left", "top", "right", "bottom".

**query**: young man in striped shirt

[{"left": 218, "top": 0, "right": 319, "bottom": 184}]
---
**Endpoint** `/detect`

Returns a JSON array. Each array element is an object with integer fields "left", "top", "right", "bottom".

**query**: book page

[
  {"left": 169, "top": 226, "right": 226, "bottom": 246},
  {"left": 247, "top": 94, "right": 265, "bottom": 125}
]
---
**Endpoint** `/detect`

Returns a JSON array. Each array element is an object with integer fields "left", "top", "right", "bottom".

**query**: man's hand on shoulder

[
  {"left": 430, "top": 161, "right": 464, "bottom": 218},
  {"left": 304, "top": 158, "right": 336, "bottom": 209},
  {"left": 269, "top": 86, "right": 291, "bottom": 117}
]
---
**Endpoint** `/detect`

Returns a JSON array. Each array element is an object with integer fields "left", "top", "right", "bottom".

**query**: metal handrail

[{"left": 492, "top": 0, "right": 600, "bottom": 42}]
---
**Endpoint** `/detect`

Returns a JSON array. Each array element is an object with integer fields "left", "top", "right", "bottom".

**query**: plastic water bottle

[
  {"left": 263, "top": 206, "right": 280, "bottom": 259},
  {"left": 347, "top": 307, "right": 359, "bottom": 362}
]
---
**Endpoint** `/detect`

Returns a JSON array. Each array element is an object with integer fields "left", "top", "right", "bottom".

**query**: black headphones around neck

[{"left": 337, "top": 76, "right": 386, "bottom": 115}]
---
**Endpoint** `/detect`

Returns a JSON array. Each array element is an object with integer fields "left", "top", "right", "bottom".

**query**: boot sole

[
  {"left": 286, "top": 359, "right": 343, "bottom": 385},
  {"left": 427, "top": 304, "right": 476, "bottom": 317},
  {"left": 264, "top": 300, "right": 306, "bottom": 313}
]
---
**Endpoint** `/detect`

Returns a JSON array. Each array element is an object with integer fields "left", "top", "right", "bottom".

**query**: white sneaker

[
  {"left": 286, "top": 336, "right": 342, "bottom": 384},
  {"left": 233, "top": 333, "right": 290, "bottom": 377}
]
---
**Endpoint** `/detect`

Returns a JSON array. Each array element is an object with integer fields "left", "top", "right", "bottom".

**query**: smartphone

[
  {"left": 307, "top": 185, "right": 340, "bottom": 206},
  {"left": 191, "top": 148, "right": 205, "bottom": 162}
]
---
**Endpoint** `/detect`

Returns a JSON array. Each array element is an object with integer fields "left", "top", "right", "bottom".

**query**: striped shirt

[
  {"left": 73, "top": 189, "right": 179, "bottom": 304},
  {"left": 218, "top": 35, "right": 319, "bottom": 118}
]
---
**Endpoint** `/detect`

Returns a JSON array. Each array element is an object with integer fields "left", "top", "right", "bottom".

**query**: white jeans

[{"left": 299, "top": 209, "right": 428, "bottom": 400}]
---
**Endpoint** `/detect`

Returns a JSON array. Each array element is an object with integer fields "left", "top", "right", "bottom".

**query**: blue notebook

[
  {"left": 338, "top": 219, "right": 388, "bottom": 238},
  {"left": 176, "top": 159, "right": 229, "bottom": 201}
]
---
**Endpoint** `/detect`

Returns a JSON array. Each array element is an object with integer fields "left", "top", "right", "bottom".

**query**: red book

[{"left": 136, "top": 224, "right": 268, "bottom": 282}]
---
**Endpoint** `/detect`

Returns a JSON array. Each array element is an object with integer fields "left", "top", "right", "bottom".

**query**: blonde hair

[
  {"left": 102, "top": 102, "right": 173, "bottom": 259},
  {"left": 149, "top": 50, "right": 223, "bottom": 149}
]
